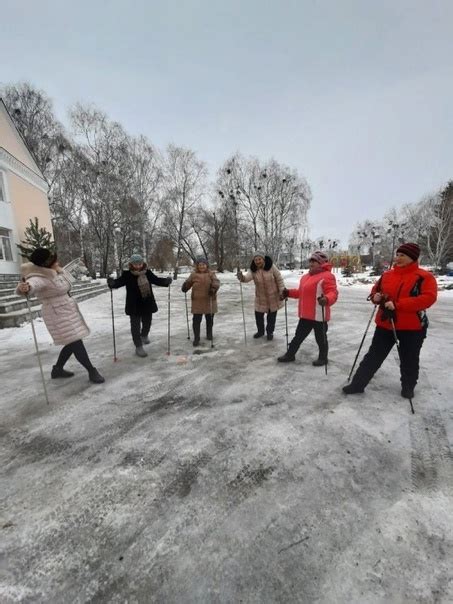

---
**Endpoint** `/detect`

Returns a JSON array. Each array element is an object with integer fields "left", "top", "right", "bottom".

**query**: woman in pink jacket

[
  {"left": 278, "top": 251, "right": 338, "bottom": 365},
  {"left": 16, "top": 247, "right": 105, "bottom": 384}
]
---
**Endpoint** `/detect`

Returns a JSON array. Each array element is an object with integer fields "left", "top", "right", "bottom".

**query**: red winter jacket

[
  {"left": 371, "top": 262, "right": 437, "bottom": 331},
  {"left": 287, "top": 264, "right": 338, "bottom": 321}
]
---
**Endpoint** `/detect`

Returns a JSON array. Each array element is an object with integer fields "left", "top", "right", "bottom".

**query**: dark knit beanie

[
  {"left": 30, "top": 247, "right": 57, "bottom": 268},
  {"left": 396, "top": 243, "right": 420, "bottom": 261},
  {"left": 195, "top": 256, "right": 208, "bottom": 265},
  {"left": 309, "top": 251, "right": 328, "bottom": 264}
]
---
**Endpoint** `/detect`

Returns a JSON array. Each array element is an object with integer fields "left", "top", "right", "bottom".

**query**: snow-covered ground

[{"left": 1, "top": 272, "right": 452, "bottom": 603}]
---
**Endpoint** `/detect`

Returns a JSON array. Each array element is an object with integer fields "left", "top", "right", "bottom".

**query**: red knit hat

[{"left": 396, "top": 242, "right": 420, "bottom": 261}]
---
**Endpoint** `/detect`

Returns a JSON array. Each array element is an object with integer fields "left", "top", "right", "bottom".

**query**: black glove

[
  {"left": 317, "top": 295, "right": 328, "bottom": 307},
  {"left": 181, "top": 282, "right": 188, "bottom": 293},
  {"left": 280, "top": 288, "right": 289, "bottom": 300},
  {"left": 381, "top": 306, "right": 396, "bottom": 321},
  {"left": 209, "top": 287, "right": 217, "bottom": 297},
  {"left": 165, "top": 277, "right": 173, "bottom": 286},
  {"left": 107, "top": 277, "right": 115, "bottom": 289}
]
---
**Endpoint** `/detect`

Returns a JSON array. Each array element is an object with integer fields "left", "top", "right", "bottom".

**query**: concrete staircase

[{"left": 0, "top": 277, "right": 109, "bottom": 328}]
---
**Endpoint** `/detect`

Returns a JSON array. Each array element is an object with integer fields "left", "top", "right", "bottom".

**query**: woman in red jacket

[
  {"left": 278, "top": 251, "right": 338, "bottom": 366},
  {"left": 343, "top": 243, "right": 437, "bottom": 399}
]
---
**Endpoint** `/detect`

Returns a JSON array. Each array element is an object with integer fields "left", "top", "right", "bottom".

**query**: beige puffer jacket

[
  {"left": 17, "top": 263, "right": 90, "bottom": 346},
  {"left": 182, "top": 269, "right": 220, "bottom": 315},
  {"left": 241, "top": 257, "right": 284, "bottom": 313}
]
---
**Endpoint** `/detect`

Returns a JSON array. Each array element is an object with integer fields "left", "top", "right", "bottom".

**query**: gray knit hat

[
  {"left": 130, "top": 253, "right": 144, "bottom": 264},
  {"left": 252, "top": 251, "right": 266, "bottom": 259}
]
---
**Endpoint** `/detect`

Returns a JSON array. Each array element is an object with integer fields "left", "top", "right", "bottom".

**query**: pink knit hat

[{"left": 309, "top": 251, "right": 328, "bottom": 264}]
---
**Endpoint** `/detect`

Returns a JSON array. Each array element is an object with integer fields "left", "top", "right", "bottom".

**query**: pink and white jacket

[
  {"left": 287, "top": 263, "right": 338, "bottom": 322},
  {"left": 16, "top": 263, "right": 90, "bottom": 346}
]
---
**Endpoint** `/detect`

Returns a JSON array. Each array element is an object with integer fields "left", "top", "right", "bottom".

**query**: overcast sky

[{"left": 1, "top": 0, "right": 452, "bottom": 246}]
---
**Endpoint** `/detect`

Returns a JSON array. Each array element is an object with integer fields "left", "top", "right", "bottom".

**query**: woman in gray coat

[{"left": 17, "top": 248, "right": 104, "bottom": 383}]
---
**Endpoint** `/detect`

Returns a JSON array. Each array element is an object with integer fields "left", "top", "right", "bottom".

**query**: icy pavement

[{"left": 1, "top": 272, "right": 452, "bottom": 603}]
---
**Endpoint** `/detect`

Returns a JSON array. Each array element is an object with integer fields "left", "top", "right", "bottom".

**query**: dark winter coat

[{"left": 110, "top": 265, "right": 170, "bottom": 315}]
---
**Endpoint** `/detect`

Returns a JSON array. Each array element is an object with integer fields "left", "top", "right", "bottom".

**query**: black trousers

[
  {"left": 55, "top": 339, "right": 95, "bottom": 372},
  {"left": 130, "top": 312, "right": 152, "bottom": 347},
  {"left": 193, "top": 314, "right": 214, "bottom": 340},
  {"left": 288, "top": 318, "right": 328, "bottom": 360},
  {"left": 255, "top": 310, "right": 277, "bottom": 335},
  {"left": 351, "top": 326, "right": 425, "bottom": 391}
]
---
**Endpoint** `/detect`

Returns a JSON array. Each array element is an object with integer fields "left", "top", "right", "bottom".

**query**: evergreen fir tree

[{"left": 17, "top": 217, "right": 56, "bottom": 260}]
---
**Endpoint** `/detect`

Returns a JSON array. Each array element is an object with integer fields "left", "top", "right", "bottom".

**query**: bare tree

[{"left": 162, "top": 145, "right": 208, "bottom": 279}]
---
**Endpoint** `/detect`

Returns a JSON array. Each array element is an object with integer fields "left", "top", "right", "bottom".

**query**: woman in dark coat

[{"left": 107, "top": 253, "right": 172, "bottom": 357}]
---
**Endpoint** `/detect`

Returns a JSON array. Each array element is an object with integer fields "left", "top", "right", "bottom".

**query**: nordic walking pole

[
  {"left": 232, "top": 200, "right": 247, "bottom": 345},
  {"left": 209, "top": 294, "right": 215, "bottom": 349},
  {"left": 284, "top": 298, "right": 289, "bottom": 351},
  {"left": 167, "top": 278, "right": 171, "bottom": 356},
  {"left": 347, "top": 305, "right": 377, "bottom": 382},
  {"left": 110, "top": 289, "right": 118, "bottom": 362},
  {"left": 23, "top": 280, "right": 50, "bottom": 405},
  {"left": 390, "top": 317, "right": 415, "bottom": 415},
  {"left": 320, "top": 302, "right": 328, "bottom": 376},
  {"left": 184, "top": 292, "right": 190, "bottom": 339},
  {"left": 239, "top": 278, "right": 247, "bottom": 345}
]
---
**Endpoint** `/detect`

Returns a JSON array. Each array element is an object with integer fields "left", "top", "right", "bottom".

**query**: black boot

[
  {"left": 278, "top": 352, "right": 295, "bottom": 362},
  {"left": 342, "top": 383, "right": 365, "bottom": 395},
  {"left": 401, "top": 387, "right": 414, "bottom": 399},
  {"left": 312, "top": 358, "right": 328, "bottom": 366},
  {"left": 193, "top": 320, "right": 201, "bottom": 346},
  {"left": 51, "top": 365, "right": 74, "bottom": 379},
  {"left": 89, "top": 368, "right": 105, "bottom": 384},
  {"left": 253, "top": 332, "right": 264, "bottom": 339},
  {"left": 267, "top": 334, "right": 274, "bottom": 341}
]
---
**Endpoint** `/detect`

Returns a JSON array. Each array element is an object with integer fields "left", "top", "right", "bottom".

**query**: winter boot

[
  {"left": 253, "top": 332, "right": 265, "bottom": 339},
  {"left": 88, "top": 368, "right": 105, "bottom": 384},
  {"left": 401, "top": 387, "right": 414, "bottom": 399},
  {"left": 278, "top": 352, "right": 295, "bottom": 362},
  {"left": 141, "top": 335, "right": 150, "bottom": 345},
  {"left": 312, "top": 358, "right": 328, "bottom": 366},
  {"left": 342, "top": 383, "right": 365, "bottom": 395},
  {"left": 193, "top": 319, "right": 201, "bottom": 346},
  {"left": 267, "top": 334, "right": 274, "bottom": 341},
  {"left": 51, "top": 365, "right": 74, "bottom": 379},
  {"left": 135, "top": 346, "right": 148, "bottom": 358}
]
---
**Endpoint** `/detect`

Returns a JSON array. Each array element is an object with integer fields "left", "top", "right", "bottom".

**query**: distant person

[
  {"left": 237, "top": 252, "right": 284, "bottom": 341},
  {"left": 343, "top": 243, "right": 437, "bottom": 399},
  {"left": 16, "top": 247, "right": 105, "bottom": 383},
  {"left": 181, "top": 257, "right": 220, "bottom": 346},
  {"left": 107, "top": 253, "right": 172, "bottom": 357},
  {"left": 278, "top": 251, "right": 338, "bottom": 365}
]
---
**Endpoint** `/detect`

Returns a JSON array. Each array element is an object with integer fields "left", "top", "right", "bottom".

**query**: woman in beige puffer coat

[
  {"left": 16, "top": 248, "right": 104, "bottom": 383},
  {"left": 237, "top": 252, "right": 284, "bottom": 340},
  {"left": 181, "top": 257, "right": 220, "bottom": 346}
]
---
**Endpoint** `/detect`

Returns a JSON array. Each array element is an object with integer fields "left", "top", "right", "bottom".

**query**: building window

[{"left": 0, "top": 228, "right": 13, "bottom": 261}]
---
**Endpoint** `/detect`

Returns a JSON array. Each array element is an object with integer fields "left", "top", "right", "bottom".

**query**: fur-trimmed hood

[
  {"left": 250, "top": 255, "right": 273, "bottom": 272},
  {"left": 20, "top": 262, "right": 62, "bottom": 280}
]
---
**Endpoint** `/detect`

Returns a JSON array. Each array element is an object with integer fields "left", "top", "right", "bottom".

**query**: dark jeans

[
  {"left": 130, "top": 312, "right": 152, "bottom": 347},
  {"left": 255, "top": 310, "right": 277, "bottom": 335},
  {"left": 351, "top": 326, "right": 426, "bottom": 391},
  {"left": 193, "top": 314, "right": 214, "bottom": 340},
  {"left": 55, "top": 339, "right": 95, "bottom": 372},
  {"left": 288, "top": 318, "right": 328, "bottom": 360}
]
